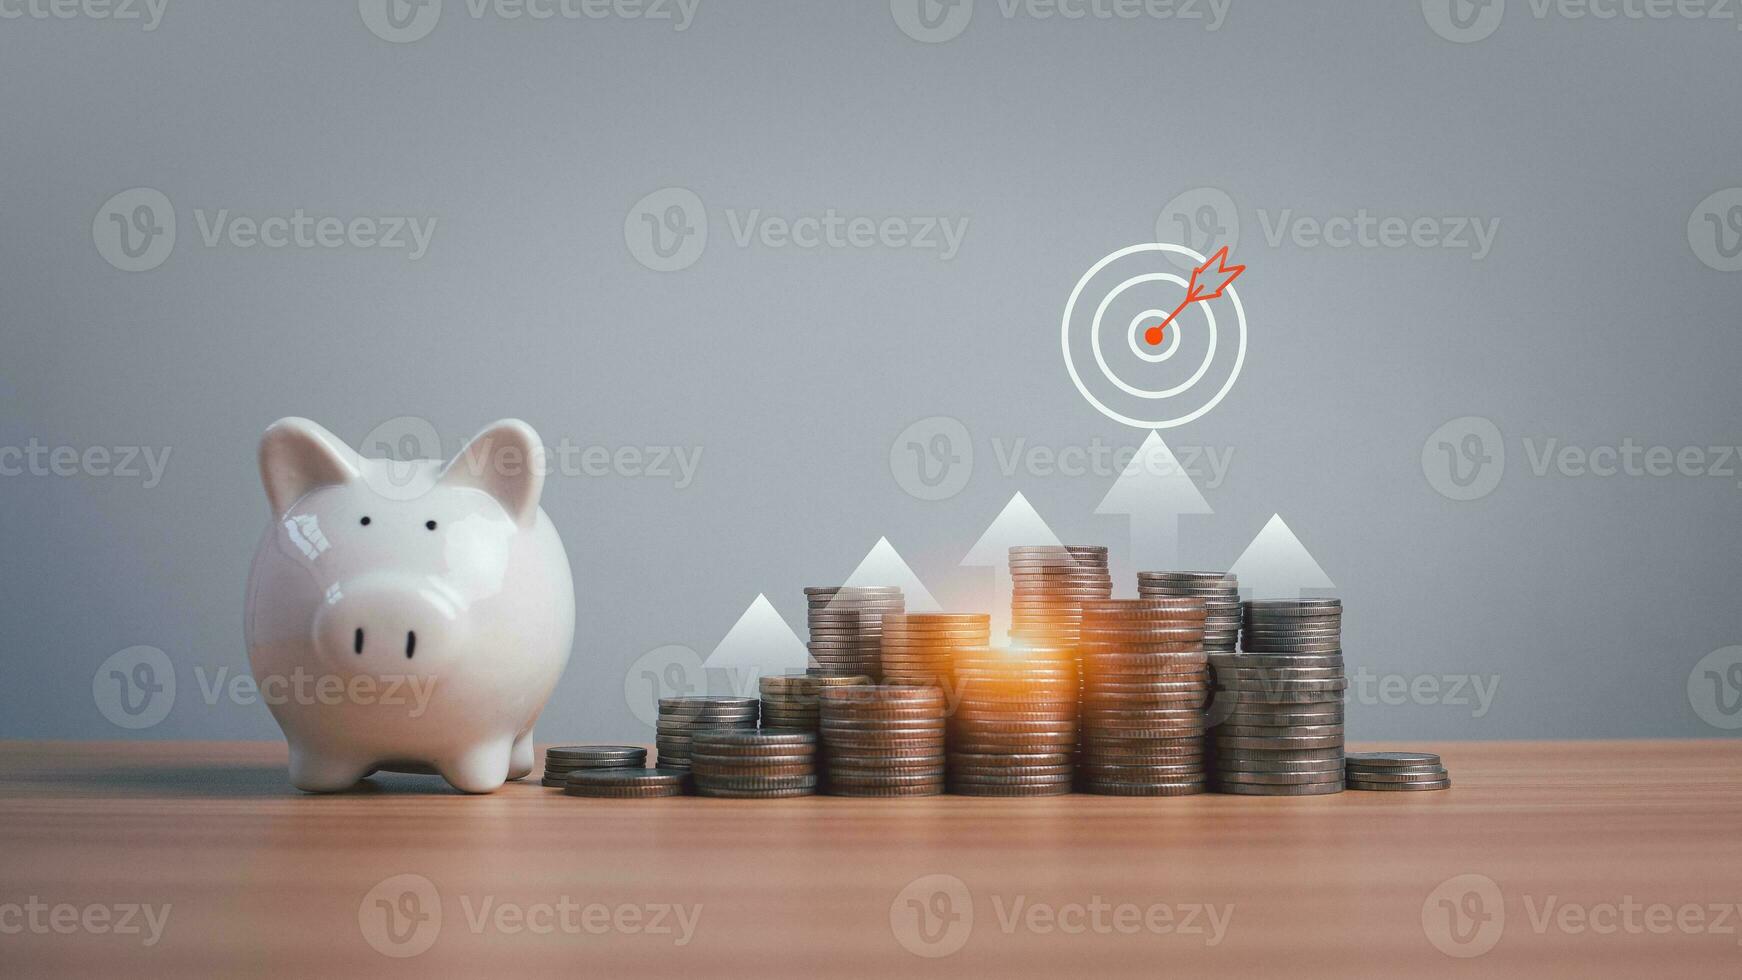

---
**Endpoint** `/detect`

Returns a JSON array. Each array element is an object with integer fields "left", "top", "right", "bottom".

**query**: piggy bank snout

[{"left": 312, "top": 577, "right": 466, "bottom": 674}]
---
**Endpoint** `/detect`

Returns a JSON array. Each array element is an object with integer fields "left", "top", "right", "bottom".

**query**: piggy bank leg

[
  {"left": 288, "top": 746, "right": 373, "bottom": 793},
  {"left": 507, "top": 730, "right": 535, "bottom": 781},
  {"left": 439, "top": 739, "right": 514, "bottom": 794}
]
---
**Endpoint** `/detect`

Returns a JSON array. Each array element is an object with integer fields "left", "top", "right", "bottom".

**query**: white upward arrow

[
  {"left": 1094, "top": 430, "right": 1213, "bottom": 573},
  {"left": 701, "top": 594, "right": 808, "bottom": 696},
  {"left": 961, "top": 491, "right": 1062, "bottom": 645},
  {"left": 1227, "top": 514, "right": 1335, "bottom": 599},
  {"left": 839, "top": 536, "right": 942, "bottom": 612}
]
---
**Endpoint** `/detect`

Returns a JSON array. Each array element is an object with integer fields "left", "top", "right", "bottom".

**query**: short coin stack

[
  {"left": 1008, "top": 545, "right": 1111, "bottom": 648},
  {"left": 879, "top": 613, "right": 990, "bottom": 687},
  {"left": 690, "top": 730, "right": 819, "bottom": 798},
  {"left": 1077, "top": 598, "right": 1211, "bottom": 796},
  {"left": 1137, "top": 571, "right": 1240, "bottom": 653},
  {"left": 654, "top": 696, "right": 758, "bottom": 770},
  {"left": 805, "top": 586, "right": 905, "bottom": 678},
  {"left": 563, "top": 768, "right": 688, "bottom": 798},
  {"left": 1208, "top": 598, "right": 1347, "bottom": 796},
  {"left": 758, "top": 672, "right": 871, "bottom": 731},
  {"left": 947, "top": 646, "right": 1079, "bottom": 797},
  {"left": 541, "top": 744, "right": 647, "bottom": 787},
  {"left": 1345, "top": 751, "right": 1450, "bottom": 791},
  {"left": 818, "top": 684, "right": 947, "bottom": 797}
]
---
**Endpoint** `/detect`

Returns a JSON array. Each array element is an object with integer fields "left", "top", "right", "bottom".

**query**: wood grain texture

[{"left": 2, "top": 740, "right": 1740, "bottom": 978}]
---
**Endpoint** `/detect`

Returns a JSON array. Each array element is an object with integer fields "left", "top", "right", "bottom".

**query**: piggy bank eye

[
  {"left": 425, "top": 520, "right": 438, "bottom": 531},
  {"left": 359, "top": 516, "right": 372, "bottom": 526}
]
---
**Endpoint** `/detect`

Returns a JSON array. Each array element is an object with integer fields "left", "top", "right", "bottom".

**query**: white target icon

[{"left": 1061, "top": 242, "right": 1248, "bottom": 430}]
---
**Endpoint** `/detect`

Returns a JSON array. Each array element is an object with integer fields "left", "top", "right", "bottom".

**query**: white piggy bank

[{"left": 245, "top": 418, "right": 575, "bottom": 793}]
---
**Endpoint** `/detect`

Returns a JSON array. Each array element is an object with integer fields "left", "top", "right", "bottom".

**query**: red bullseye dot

[{"left": 1145, "top": 325, "right": 1165, "bottom": 347}]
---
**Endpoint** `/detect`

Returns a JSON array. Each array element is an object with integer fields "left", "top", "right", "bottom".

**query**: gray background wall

[{"left": 3, "top": 0, "right": 1739, "bottom": 742}]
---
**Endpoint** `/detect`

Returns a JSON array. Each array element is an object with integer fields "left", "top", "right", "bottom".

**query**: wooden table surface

[{"left": 3, "top": 740, "right": 1740, "bottom": 978}]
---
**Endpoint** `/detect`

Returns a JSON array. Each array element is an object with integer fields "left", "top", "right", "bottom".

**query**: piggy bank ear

[
  {"left": 259, "top": 418, "right": 362, "bottom": 516},
  {"left": 438, "top": 419, "right": 544, "bottom": 527}
]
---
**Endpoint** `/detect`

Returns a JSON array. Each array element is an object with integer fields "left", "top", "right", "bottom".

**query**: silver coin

[
  {"left": 1345, "top": 778, "right": 1450, "bottom": 792},
  {"left": 1344, "top": 751, "right": 1441, "bottom": 769},
  {"left": 1212, "top": 780, "right": 1343, "bottom": 796},
  {"left": 1212, "top": 770, "right": 1348, "bottom": 785},
  {"left": 1214, "top": 735, "right": 1344, "bottom": 750}
]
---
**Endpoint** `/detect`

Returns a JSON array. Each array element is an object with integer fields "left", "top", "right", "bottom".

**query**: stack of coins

[
  {"left": 690, "top": 730, "right": 819, "bottom": 798},
  {"left": 1077, "top": 598, "right": 1210, "bottom": 796},
  {"left": 1345, "top": 752, "right": 1450, "bottom": 791},
  {"left": 880, "top": 613, "right": 990, "bottom": 687},
  {"left": 563, "top": 768, "right": 688, "bottom": 798},
  {"left": 654, "top": 696, "right": 758, "bottom": 770},
  {"left": 805, "top": 586, "right": 905, "bottom": 678},
  {"left": 1207, "top": 598, "right": 1347, "bottom": 796},
  {"left": 758, "top": 672, "right": 872, "bottom": 730},
  {"left": 1137, "top": 572, "right": 1240, "bottom": 652},
  {"left": 818, "top": 684, "right": 947, "bottom": 797},
  {"left": 947, "top": 646, "right": 1078, "bottom": 796},
  {"left": 541, "top": 745, "right": 647, "bottom": 787},
  {"left": 1008, "top": 545, "right": 1111, "bottom": 648}
]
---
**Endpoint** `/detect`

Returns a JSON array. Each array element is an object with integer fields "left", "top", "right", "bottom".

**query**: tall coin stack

[
  {"left": 805, "top": 586, "right": 905, "bottom": 678},
  {"left": 879, "top": 613, "right": 990, "bottom": 688},
  {"left": 1137, "top": 572, "right": 1240, "bottom": 652},
  {"left": 1077, "top": 598, "right": 1210, "bottom": 796},
  {"left": 946, "top": 647, "right": 1079, "bottom": 796},
  {"left": 1008, "top": 545, "right": 1112, "bottom": 649},
  {"left": 759, "top": 672, "right": 871, "bottom": 792},
  {"left": 818, "top": 684, "right": 947, "bottom": 797},
  {"left": 654, "top": 696, "right": 759, "bottom": 771},
  {"left": 1207, "top": 598, "right": 1346, "bottom": 796},
  {"left": 758, "top": 672, "right": 872, "bottom": 731},
  {"left": 690, "top": 730, "right": 819, "bottom": 798}
]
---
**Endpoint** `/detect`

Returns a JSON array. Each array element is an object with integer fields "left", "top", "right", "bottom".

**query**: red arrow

[{"left": 1145, "top": 245, "right": 1246, "bottom": 347}]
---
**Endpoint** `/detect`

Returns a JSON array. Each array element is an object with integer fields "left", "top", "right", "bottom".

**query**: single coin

[
  {"left": 1211, "top": 780, "right": 1344, "bottom": 796},
  {"left": 1344, "top": 751, "right": 1442, "bottom": 769},
  {"left": 1345, "top": 778, "right": 1451, "bottom": 792}
]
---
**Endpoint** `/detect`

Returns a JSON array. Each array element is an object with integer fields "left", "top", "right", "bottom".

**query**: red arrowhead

[{"left": 1147, "top": 246, "right": 1246, "bottom": 347}]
